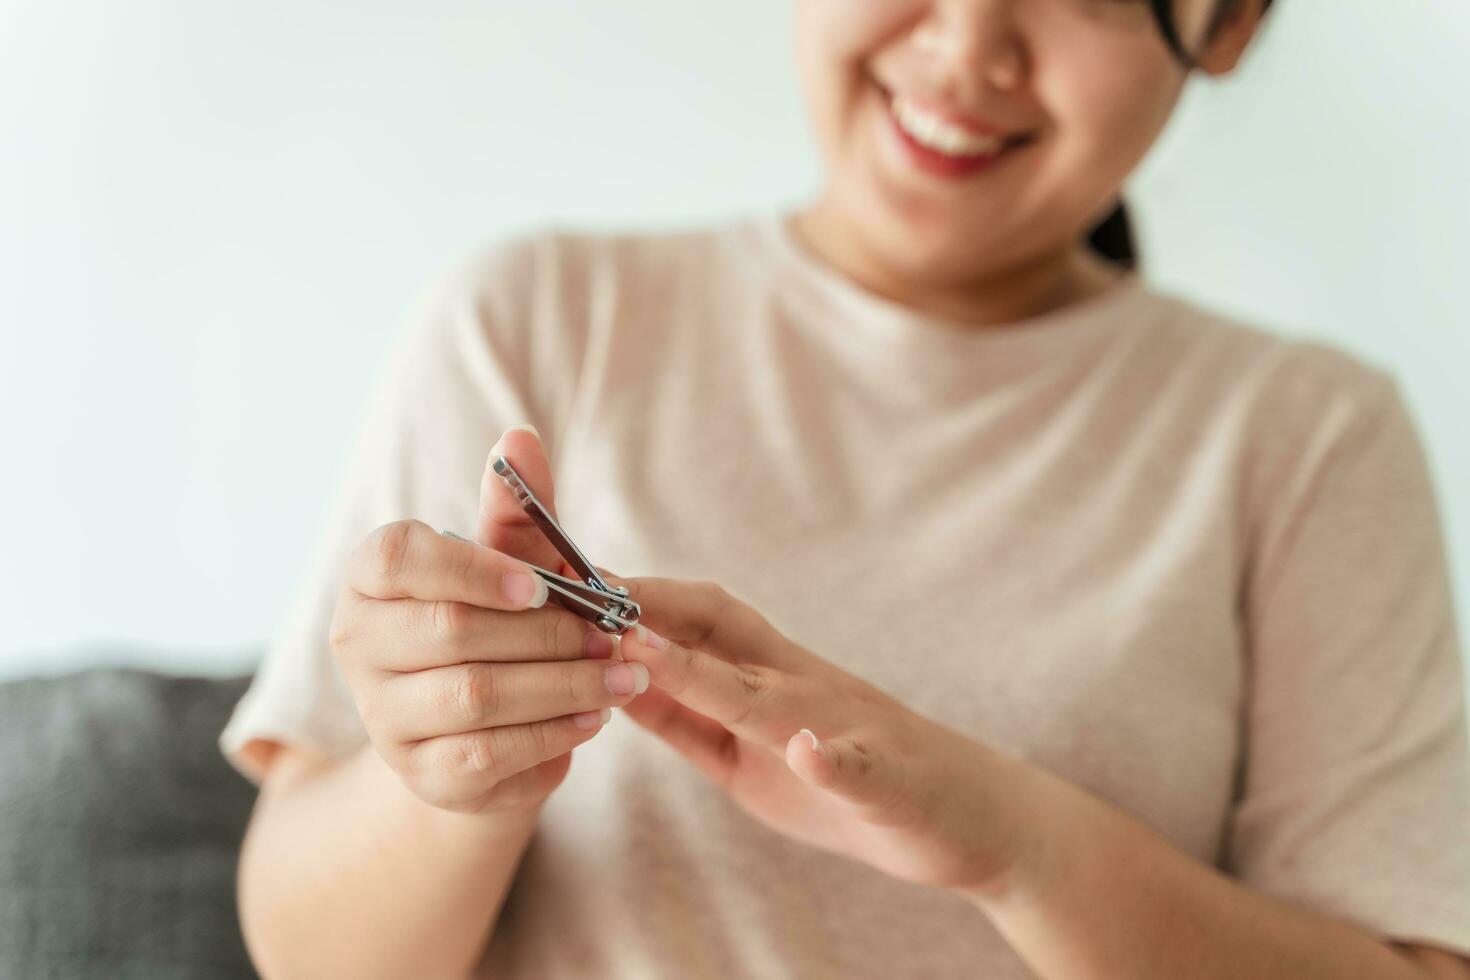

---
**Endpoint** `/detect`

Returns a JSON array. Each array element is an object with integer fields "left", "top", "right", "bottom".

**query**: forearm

[
  {"left": 238, "top": 743, "right": 540, "bottom": 980},
  {"left": 964, "top": 757, "right": 1446, "bottom": 980}
]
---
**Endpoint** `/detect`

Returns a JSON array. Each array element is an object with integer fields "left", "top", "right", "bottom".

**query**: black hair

[{"left": 1088, "top": 0, "right": 1276, "bottom": 269}]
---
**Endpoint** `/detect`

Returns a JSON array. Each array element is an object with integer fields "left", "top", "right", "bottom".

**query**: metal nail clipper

[{"left": 441, "top": 455, "right": 640, "bottom": 635}]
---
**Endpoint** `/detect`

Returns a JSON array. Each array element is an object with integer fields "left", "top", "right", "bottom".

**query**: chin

[{"left": 864, "top": 203, "right": 1018, "bottom": 283}]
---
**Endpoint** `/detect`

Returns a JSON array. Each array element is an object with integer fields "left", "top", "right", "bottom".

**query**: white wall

[{"left": 2, "top": 0, "right": 1466, "bottom": 689}]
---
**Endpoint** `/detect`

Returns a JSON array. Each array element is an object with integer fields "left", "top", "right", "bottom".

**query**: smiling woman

[{"left": 217, "top": 1, "right": 1470, "bottom": 978}]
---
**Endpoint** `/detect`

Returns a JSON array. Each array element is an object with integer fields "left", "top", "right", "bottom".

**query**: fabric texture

[
  {"left": 220, "top": 209, "right": 1470, "bottom": 978},
  {"left": 1, "top": 664, "right": 260, "bottom": 980}
]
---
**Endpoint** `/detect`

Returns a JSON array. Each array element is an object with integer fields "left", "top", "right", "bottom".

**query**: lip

[{"left": 877, "top": 83, "right": 1034, "bottom": 180}]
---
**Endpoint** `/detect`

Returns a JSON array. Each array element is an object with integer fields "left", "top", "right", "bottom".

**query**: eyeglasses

[{"left": 1148, "top": 0, "right": 1276, "bottom": 70}]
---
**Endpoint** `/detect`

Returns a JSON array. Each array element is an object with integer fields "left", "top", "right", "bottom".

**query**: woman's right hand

[{"left": 328, "top": 426, "right": 647, "bottom": 817}]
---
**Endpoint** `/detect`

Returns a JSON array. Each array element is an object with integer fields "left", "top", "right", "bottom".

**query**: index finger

[
  {"left": 599, "top": 572, "right": 796, "bottom": 669},
  {"left": 347, "top": 519, "right": 549, "bottom": 610},
  {"left": 619, "top": 622, "right": 805, "bottom": 748}
]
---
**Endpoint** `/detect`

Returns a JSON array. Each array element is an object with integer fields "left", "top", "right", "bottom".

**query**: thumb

[
  {"left": 476, "top": 424, "right": 569, "bottom": 576},
  {"left": 785, "top": 728, "right": 909, "bottom": 815}
]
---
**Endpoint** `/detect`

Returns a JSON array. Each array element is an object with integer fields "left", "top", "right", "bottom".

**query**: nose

[{"left": 908, "top": 0, "right": 1025, "bottom": 96}]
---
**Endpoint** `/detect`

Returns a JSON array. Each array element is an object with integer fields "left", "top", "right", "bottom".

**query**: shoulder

[
  {"left": 1131, "top": 289, "right": 1423, "bottom": 559},
  {"left": 424, "top": 217, "right": 753, "bottom": 319},
  {"left": 401, "top": 217, "right": 756, "bottom": 366},
  {"left": 1133, "top": 286, "right": 1399, "bottom": 449}
]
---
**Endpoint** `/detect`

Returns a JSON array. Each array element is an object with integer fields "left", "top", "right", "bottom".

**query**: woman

[{"left": 222, "top": 1, "right": 1470, "bottom": 976}]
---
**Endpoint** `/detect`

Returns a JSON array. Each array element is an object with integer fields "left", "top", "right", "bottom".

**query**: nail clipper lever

[{"left": 441, "top": 455, "right": 640, "bottom": 635}]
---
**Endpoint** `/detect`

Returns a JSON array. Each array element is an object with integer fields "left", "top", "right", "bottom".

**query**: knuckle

[
  {"left": 452, "top": 663, "right": 498, "bottom": 726},
  {"left": 401, "top": 743, "right": 448, "bottom": 801},
  {"left": 564, "top": 662, "right": 588, "bottom": 705},
  {"left": 735, "top": 662, "right": 767, "bottom": 700},
  {"left": 429, "top": 599, "right": 473, "bottom": 647},
  {"left": 406, "top": 739, "right": 492, "bottom": 811},
  {"left": 707, "top": 580, "right": 734, "bottom": 606},
  {"left": 726, "top": 664, "right": 768, "bottom": 727},
  {"left": 371, "top": 520, "right": 421, "bottom": 593},
  {"left": 326, "top": 602, "right": 353, "bottom": 661},
  {"left": 695, "top": 580, "right": 732, "bottom": 647},
  {"left": 445, "top": 534, "right": 481, "bottom": 589},
  {"left": 554, "top": 613, "right": 585, "bottom": 658},
  {"left": 505, "top": 719, "right": 550, "bottom": 764},
  {"left": 524, "top": 719, "right": 552, "bottom": 759},
  {"left": 541, "top": 613, "right": 561, "bottom": 658},
  {"left": 862, "top": 739, "right": 913, "bottom": 816},
  {"left": 458, "top": 731, "right": 499, "bottom": 779}
]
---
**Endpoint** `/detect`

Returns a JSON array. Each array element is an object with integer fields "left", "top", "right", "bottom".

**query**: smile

[
  {"left": 877, "top": 84, "right": 1035, "bottom": 180},
  {"left": 891, "top": 94, "right": 1008, "bottom": 158}
]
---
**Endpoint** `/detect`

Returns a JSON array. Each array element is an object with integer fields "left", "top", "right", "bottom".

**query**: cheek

[
  {"left": 794, "top": 0, "right": 926, "bottom": 118},
  {"left": 794, "top": 0, "right": 922, "bottom": 164},
  {"left": 1030, "top": 26, "right": 1183, "bottom": 201},
  {"left": 797, "top": 0, "right": 926, "bottom": 63}
]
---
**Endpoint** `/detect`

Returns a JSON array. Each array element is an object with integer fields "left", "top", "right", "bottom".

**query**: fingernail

[
  {"left": 490, "top": 424, "right": 539, "bottom": 459},
  {"left": 604, "top": 661, "right": 650, "bottom": 696},
  {"left": 799, "top": 728, "right": 820, "bottom": 753},
  {"left": 634, "top": 624, "right": 668, "bottom": 650},
  {"left": 503, "top": 568, "right": 548, "bottom": 608},
  {"left": 584, "top": 629, "right": 614, "bottom": 659},
  {"left": 573, "top": 706, "right": 610, "bottom": 730}
]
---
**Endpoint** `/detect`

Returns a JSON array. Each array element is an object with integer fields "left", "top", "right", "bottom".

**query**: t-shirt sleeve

[
  {"left": 1223, "top": 353, "right": 1470, "bottom": 957},
  {"left": 217, "top": 230, "right": 582, "bottom": 786}
]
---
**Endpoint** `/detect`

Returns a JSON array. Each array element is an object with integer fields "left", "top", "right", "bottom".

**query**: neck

[{"left": 788, "top": 197, "right": 1129, "bottom": 330}]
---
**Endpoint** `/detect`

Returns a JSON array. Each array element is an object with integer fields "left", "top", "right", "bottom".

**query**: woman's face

[{"left": 793, "top": 0, "right": 1257, "bottom": 287}]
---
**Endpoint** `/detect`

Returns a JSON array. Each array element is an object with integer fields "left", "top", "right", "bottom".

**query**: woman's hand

[
  {"left": 327, "top": 427, "right": 648, "bottom": 817},
  {"left": 609, "top": 576, "right": 1051, "bottom": 898}
]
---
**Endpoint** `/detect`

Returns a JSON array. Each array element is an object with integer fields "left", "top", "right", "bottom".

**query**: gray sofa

[{"left": 0, "top": 662, "right": 261, "bottom": 979}]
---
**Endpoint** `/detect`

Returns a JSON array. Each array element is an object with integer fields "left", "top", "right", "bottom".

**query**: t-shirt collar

[{"left": 745, "top": 206, "right": 1153, "bottom": 378}]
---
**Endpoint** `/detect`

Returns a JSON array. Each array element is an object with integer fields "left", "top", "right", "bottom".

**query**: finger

[
  {"left": 403, "top": 710, "right": 611, "bottom": 812},
  {"left": 619, "top": 622, "right": 797, "bottom": 747},
  {"left": 784, "top": 727, "right": 915, "bottom": 822},
  {"left": 618, "top": 683, "right": 738, "bottom": 786},
  {"left": 472, "top": 752, "right": 572, "bottom": 814},
  {"left": 477, "top": 425, "right": 573, "bottom": 578},
  {"left": 381, "top": 657, "right": 650, "bottom": 741},
  {"left": 341, "top": 593, "right": 614, "bottom": 672},
  {"left": 597, "top": 572, "right": 798, "bottom": 670},
  {"left": 346, "top": 519, "right": 548, "bottom": 609}
]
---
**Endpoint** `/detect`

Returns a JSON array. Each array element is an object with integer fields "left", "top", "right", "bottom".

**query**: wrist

[
  {"left": 353, "top": 742, "right": 546, "bottom": 844},
  {"left": 953, "top": 746, "right": 1077, "bottom": 913}
]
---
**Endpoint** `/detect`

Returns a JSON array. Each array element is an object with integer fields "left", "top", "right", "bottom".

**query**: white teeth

[{"left": 891, "top": 94, "right": 1006, "bottom": 158}]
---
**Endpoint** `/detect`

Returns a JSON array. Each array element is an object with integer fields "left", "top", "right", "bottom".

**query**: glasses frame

[{"left": 1150, "top": 0, "right": 1274, "bottom": 71}]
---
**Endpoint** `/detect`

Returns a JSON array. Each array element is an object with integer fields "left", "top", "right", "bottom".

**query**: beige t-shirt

[{"left": 220, "top": 210, "right": 1470, "bottom": 977}]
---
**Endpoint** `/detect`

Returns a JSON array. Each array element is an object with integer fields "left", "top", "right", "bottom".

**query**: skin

[
  {"left": 787, "top": 0, "right": 1250, "bottom": 327},
  {"left": 238, "top": 428, "right": 653, "bottom": 978}
]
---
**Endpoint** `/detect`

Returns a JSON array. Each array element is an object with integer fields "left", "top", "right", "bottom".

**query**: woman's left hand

[{"left": 603, "top": 572, "right": 1052, "bottom": 899}]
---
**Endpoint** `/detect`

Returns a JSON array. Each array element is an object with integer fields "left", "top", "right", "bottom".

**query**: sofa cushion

[{"left": 0, "top": 663, "right": 260, "bottom": 979}]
